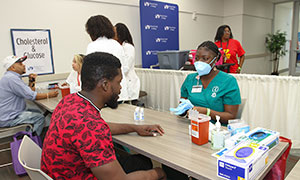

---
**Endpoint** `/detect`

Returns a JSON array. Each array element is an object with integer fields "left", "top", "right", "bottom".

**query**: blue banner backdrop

[{"left": 140, "top": 0, "right": 179, "bottom": 68}]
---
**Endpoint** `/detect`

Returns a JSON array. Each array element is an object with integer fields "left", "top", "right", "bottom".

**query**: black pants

[
  {"left": 115, "top": 147, "right": 153, "bottom": 173},
  {"left": 162, "top": 164, "right": 190, "bottom": 180},
  {"left": 162, "top": 164, "right": 198, "bottom": 180}
]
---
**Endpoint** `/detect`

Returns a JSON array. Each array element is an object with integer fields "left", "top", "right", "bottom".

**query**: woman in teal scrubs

[{"left": 181, "top": 41, "right": 241, "bottom": 124}]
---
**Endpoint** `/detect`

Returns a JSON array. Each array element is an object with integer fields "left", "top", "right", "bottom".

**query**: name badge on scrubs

[{"left": 191, "top": 85, "right": 202, "bottom": 93}]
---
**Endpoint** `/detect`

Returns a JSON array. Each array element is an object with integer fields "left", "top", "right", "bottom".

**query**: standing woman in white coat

[
  {"left": 115, "top": 23, "right": 140, "bottom": 102},
  {"left": 85, "top": 15, "right": 129, "bottom": 102}
]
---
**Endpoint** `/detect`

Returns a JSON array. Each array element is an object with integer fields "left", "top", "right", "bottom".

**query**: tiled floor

[
  {"left": 0, "top": 143, "right": 30, "bottom": 180},
  {"left": 285, "top": 149, "right": 300, "bottom": 178}
]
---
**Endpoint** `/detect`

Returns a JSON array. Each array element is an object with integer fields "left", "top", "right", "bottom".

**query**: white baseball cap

[{"left": 2, "top": 55, "right": 27, "bottom": 70}]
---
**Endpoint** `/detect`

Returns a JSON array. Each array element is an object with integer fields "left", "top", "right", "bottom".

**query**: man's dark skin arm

[{"left": 107, "top": 122, "right": 164, "bottom": 136}]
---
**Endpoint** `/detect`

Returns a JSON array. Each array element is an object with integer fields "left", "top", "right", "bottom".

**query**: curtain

[{"left": 136, "top": 68, "right": 300, "bottom": 148}]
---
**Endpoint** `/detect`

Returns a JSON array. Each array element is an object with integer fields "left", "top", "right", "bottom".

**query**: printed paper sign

[{"left": 11, "top": 29, "right": 54, "bottom": 76}]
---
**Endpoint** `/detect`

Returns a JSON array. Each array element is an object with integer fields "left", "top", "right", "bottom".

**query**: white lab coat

[
  {"left": 86, "top": 37, "right": 129, "bottom": 101},
  {"left": 122, "top": 42, "right": 140, "bottom": 100},
  {"left": 66, "top": 70, "right": 81, "bottom": 94}
]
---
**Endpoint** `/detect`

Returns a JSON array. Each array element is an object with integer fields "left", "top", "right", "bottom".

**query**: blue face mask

[{"left": 194, "top": 57, "right": 216, "bottom": 76}]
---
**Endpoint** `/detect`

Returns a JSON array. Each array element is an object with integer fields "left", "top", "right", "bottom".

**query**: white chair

[
  {"left": 0, "top": 124, "right": 32, "bottom": 168},
  {"left": 18, "top": 135, "right": 53, "bottom": 180}
]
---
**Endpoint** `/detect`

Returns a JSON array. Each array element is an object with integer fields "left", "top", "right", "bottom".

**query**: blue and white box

[
  {"left": 246, "top": 127, "right": 279, "bottom": 150},
  {"left": 227, "top": 120, "right": 250, "bottom": 136},
  {"left": 218, "top": 140, "right": 269, "bottom": 180}
]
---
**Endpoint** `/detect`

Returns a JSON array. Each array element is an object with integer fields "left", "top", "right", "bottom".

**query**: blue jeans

[{"left": 0, "top": 109, "right": 45, "bottom": 135}]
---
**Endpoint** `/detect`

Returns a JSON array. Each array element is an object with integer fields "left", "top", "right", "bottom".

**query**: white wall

[
  {"left": 0, "top": 0, "right": 225, "bottom": 76},
  {"left": 1, "top": 0, "right": 279, "bottom": 76},
  {"left": 222, "top": 0, "right": 274, "bottom": 74},
  {"left": 0, "top": 0, "right": 140, "bottom": 75},
  {"left": 223, "top": 0, "right": 244, "bottom": 41},
  {"left": 274, "top": 3, "right": 293, "bottom": 71},
  {"left": 163, "top": 0, "right": 225, "bottom": 50}
]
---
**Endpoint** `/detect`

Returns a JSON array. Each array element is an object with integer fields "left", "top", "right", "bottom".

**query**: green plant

[{"left": 265, "top": 30, "right": 287, "bottom": 75}]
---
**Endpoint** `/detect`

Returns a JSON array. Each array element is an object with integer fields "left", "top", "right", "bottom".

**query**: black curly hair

[
  {"left": 85, "top": 15, "right": 115, "bottom": 41},
  {"left": 197, "top": 41, "right": 221, "bottom": 61},
  {"left": 81, "top": 52, "right": 121, "bottom": 91},
  {"left": 214, "top": 25, "right": 233, "bottom": 42}
]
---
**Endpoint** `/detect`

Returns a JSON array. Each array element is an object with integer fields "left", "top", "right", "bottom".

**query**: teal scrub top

[{"left": 181, "top": 71, "right": 241, "bottom": 113}]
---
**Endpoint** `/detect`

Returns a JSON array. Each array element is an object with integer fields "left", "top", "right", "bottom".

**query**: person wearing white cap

[{"left": 0, "top": 55, "right": 58, "bottom": 135}]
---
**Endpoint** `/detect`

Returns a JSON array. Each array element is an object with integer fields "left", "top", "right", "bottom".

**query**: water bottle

[
  {"left": 139, "top": 108, "right": 144, "bottom": 121},
  {"left": 134, "top": 107, "right": 140, "bottom": 121}
]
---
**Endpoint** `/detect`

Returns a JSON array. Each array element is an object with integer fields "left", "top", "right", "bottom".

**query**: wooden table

[
  {"left": 34, "top": 96, "right": 61, "bottom": 113},
  {"left": 101, "top": 104, "right": 289, "bottom": 180},
  {"left": 285, "top": 160, "right": 300, "bottom": 180},
  {"left": 34, "top": 98, "right": 288, "bottom": 179}
]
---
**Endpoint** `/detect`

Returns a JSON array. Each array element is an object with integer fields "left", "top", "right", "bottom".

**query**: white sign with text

[{"left": 11, "top": 29, "right": 54, "bottom": 76}]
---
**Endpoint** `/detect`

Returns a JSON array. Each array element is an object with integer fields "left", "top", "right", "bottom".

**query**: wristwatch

[{"left": 29, "top": 77, "right": 35, "bottom": 83}]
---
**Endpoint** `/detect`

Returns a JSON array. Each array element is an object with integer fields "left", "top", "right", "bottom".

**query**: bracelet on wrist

[
  {"left": 206, "top": 108, "right": 210, "bottom": 116},
  {"left": 238, "top": 66, "right": 242, "bottom": 70},
  {"left": 29, "top": 78, "right": 36, "bottom": 83}
]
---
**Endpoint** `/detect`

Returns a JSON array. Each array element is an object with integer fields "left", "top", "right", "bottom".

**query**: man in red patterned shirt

[{"left": 41, "top": 52, "right": 166, "bottom": 180}]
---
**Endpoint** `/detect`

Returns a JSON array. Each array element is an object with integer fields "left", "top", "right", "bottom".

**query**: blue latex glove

[{"left": 170, "top": 98, "right": 194, "bottom": 115}]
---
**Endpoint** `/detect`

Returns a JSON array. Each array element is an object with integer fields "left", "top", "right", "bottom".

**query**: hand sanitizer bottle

[
  {"left": 134, "top": 107, "right": 140, "bottom": 121},
  {"left": 139, "top": 108, "right": 144, "bottom": 121},
  {"left": 211, "top": 115, "right": 225, "bottom": 150}
]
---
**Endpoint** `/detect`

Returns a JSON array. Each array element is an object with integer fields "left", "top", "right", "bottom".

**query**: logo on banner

[
  {"left": 145, "top": 50, "right": 158, "bottom": 55},
  {"left": 164, "top": 4, "right": 177, "bottom": 10},
  {"left": 155, "top": 38, "right": 168, "bottom": 43},
  {"left": 164, "top": 26, "right": 176, "bottom": 31},
  {"left": 140, "top": 0, "right": 179, "bottom": 68},
  {"left": 155, "top": 14, "right": 168, "bottom": 20},
  {"left": 145, "top": 25, "right": 158, "bottom": 31},
  {"left": 144, "top": 1, "right": 158, "bottom": 8}
]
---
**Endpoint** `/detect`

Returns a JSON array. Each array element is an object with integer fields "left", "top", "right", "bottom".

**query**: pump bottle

[{"left": 211, "top": 115, "right": 225, "bottom": 150}]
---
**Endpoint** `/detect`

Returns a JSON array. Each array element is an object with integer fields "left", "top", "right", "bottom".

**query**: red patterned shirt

[
  {"left": 215, "top": 39, "right": 245, "bottom": 73},
  {"left": 41, "top": 93, "right": 116, "bottom": 180}
]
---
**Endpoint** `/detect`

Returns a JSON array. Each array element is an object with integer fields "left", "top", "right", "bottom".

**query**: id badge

[{"left": 191, "top": 85, "right": 202, "bottom": 93}]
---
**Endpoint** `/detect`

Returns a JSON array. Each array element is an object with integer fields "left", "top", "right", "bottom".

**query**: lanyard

[
  {"left": 77, "top": 74, "right": 81, "bottom": 86},
  {"left": 196, "top": 75, "right": 200, "bottom": 85},
  {"left": 221, "top": 40, "right": 229, "bottom": 63},
  {"left": 192, "top": 78, "right": 202, "bottom": 93},
  {"left": 221, "top": 40, "right": 229, "bottom": 50}
]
